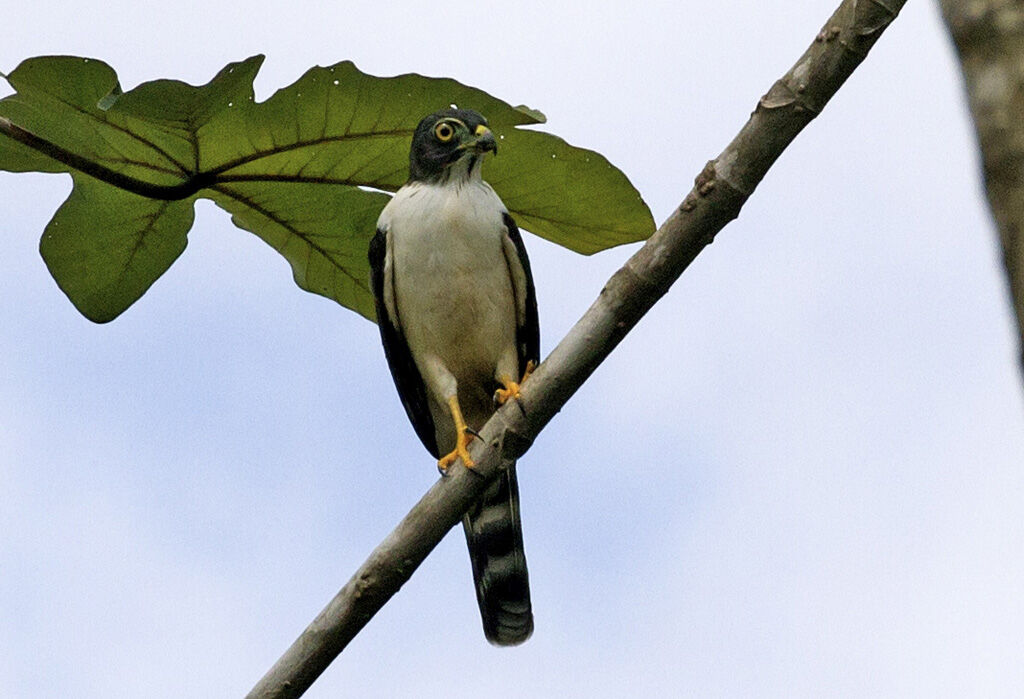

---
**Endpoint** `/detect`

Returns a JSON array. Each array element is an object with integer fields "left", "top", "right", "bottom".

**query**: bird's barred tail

[{"left": 462, "top": 463, "right": 533, "bottom": 645}]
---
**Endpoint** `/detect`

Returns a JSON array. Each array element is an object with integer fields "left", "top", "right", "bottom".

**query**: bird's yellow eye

[{"left": 434, "top": 121, "right": 456, "bottom": 142}]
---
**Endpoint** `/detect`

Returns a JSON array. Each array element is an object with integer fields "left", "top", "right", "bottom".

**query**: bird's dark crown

[{"left": 408, "top": 108, "right": 495, "bottom": 183}]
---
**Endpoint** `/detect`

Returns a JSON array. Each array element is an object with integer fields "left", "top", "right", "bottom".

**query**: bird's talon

[
  {"left": 438, "top": 395, "right": 477, "bottom": 470},
  {"left": 495, "top": 362, "right": 536, "bottom": 406},
  {"left": 522, "top": 360, "right": 537, "bottom": 381},
  {"left": 438, "top": 434, "right": 476, "bottom": 470},
  {"left": 437, "top": 453, "right": 455, "bottom": 472},
  {"left": 494, "top": 382, "right": 521, "bottom": 406}
]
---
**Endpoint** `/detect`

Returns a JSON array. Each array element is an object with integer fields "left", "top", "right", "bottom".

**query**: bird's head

[{"left": 408, "top": 108, "right": 497, "bottom": 183}]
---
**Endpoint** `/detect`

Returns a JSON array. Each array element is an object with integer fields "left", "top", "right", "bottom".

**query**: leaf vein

[{"left": 213, "top": 184, "right": 370, "bottom": 294}]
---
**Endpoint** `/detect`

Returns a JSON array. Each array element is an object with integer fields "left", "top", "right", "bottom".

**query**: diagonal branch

[{"left": 247, "top": 0, "right": 906, "bottom": 696}]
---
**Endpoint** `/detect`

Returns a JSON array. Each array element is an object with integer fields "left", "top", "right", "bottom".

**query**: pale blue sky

[{"left": 2, "top": 1, "right": 1023, "bottom": 697}]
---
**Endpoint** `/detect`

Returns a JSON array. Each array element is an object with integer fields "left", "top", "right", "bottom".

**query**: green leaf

[
  {"left": 40, "top": 174, "right": 194, "bottom": 323},
  {"left": 1, "top": 55, "right": 655, "bottom": 321},
  {"left": 208, "top": 182, "right": 390, "bottom": 322}
]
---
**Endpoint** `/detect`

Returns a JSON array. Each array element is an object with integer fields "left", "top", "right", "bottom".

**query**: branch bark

[
  {"left": 247, "top": 0, "right": 905, "bottom": 696},
  {"left": 940, "top": 0, "right": 1024, "bottom": 371}
]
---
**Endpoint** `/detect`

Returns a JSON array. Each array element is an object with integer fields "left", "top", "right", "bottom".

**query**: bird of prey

[{"left": 369, "top": 108, "right": 539, "bottom": 645}]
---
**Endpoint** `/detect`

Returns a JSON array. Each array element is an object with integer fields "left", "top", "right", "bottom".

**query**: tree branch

[
  {"left": 247, "top": 0, "right": 905, "bottom": 696},
  {"left": 939, "top": 0, "right": 1024, "bottom": 372}
]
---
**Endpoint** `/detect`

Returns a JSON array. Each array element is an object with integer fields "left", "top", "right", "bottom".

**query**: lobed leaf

[
  {"left": 208, "top": 182, "right": 390, "bottom": 322},
  {"left": 39, "top": 174, "right": 194, "bottom": 323},
  {"left": 0, "top": 55, "right": 655, "bottom": 321}
]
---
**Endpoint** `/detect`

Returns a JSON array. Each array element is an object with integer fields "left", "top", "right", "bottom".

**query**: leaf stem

[
  {"left": 0, "top": 115, "right": 412, "bottom": 199},
  {"left": 0, "top": 116, "right": 211, "bottom": 200}
]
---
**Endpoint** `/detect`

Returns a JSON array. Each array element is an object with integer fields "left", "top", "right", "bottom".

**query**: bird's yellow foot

[
  {"left": 438, "top": 395, "right": 477, "bottom": 470},
  {"left": 495, "top": 360, "right": 536, "bottom": 405}
]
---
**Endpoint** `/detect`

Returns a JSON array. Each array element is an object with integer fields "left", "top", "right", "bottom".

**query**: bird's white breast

[{"left": 378, "top": 180, "right": 518, "bottom": 397}]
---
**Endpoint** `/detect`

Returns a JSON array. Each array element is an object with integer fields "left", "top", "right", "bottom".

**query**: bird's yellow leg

[
  {"left": 495, "top": 360, "right": 537, "bottom": 405},
  {"left": 438, "top": 394, "right": 477, "bottom": 470}
]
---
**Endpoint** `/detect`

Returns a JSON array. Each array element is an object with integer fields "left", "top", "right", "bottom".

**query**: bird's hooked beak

[{"left": 465, "top": 124, "right": 498, "bottom": 155}]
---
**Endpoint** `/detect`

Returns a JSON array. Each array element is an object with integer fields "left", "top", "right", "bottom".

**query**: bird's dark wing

[
  {"left": 368, "top": 226, "right": 439, "bottom": 458},
  {"left": 502, "top": 212, "right": 540, "bottom": 373}
]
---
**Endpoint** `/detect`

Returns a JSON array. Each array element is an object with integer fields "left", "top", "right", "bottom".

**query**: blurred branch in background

[{"left": 940, "top": 0, "right": 1024, "bottom": 373}]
